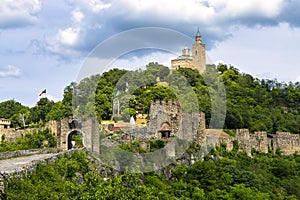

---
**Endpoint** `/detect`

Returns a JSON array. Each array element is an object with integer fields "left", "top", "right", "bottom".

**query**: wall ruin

[{"left": 205, "top": 129, "right": 300, "bottom": 156}]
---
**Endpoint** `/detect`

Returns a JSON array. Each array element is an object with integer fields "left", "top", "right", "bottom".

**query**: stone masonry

[
  {"left": 148, "top": 100, "right": 206, "bottom": 143},
  {"left": 206, "top": 129, "right": 300, "bottom": 156},
  {"left": 46, "top": 118, "right": 100, "bottom": 155},
  {"left": 171, "top": 29, "right": 206, "bottom": 74},
  {"left": 0, "top": 118, "right": 100, "bottom": 155}
]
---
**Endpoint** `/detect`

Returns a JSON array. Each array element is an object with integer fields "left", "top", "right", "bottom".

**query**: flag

[{"left": 39, "top": 89, "right": 46, "bottom": 96}]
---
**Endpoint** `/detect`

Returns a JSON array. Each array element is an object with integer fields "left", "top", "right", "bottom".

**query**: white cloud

[
  {"left": 209, "top": 0, "right": 283, "bottom": 18},
  {"left": 0, "top": 65, "right": 22, "bottom": 78},
  {"left": 57, "top": 27, "right": 80, "bottom": 46},
  {"left": 67, "top": 0, "right": 111, "bottom": 13},
  {"left": 46, "top": 27, "right": 82, "bottom": 57},
  {"left": 119, "top": 0, "right": 215, "bottom": 22},
  {"left": 110, "top": 0, "right": 284, "bottom": 26},
  {"left": 88, "top": 0, "right": 111, "bottom": 13},
  {"left": 45, "top": 0, "right": 300, "bottom": 59},
  {"left": 45, "top": 0, "right": 111, "bottom": 57},
  {"left": 72, "top": 8, "right": 84, "bottom": 23},
  {"left": 0, "top": 0, "right": 41, "bottom": 28}
]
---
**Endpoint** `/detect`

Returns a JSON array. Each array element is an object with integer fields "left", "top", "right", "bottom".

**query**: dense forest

[
  {"left": 2, "top": 148, "right": 300, "bottom": 199},
  {"left": 1, "top": 62, "right": 300, "bottom": 134}
]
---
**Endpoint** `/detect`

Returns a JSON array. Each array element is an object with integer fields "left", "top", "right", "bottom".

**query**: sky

[{"left": 1, "top": 0, "right": 300, "bottom": 107}]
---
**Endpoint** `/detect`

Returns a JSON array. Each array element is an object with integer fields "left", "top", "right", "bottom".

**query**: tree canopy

[{"left": 1, "top": 62, "right": 300, "bottom": 133}]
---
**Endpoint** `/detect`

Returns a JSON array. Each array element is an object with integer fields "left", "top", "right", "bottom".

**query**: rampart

[
  {"left": 0, "top": 148, "right": 62, "bottom": 160},
  {"left": 0, "top": 118, "right": 100, "bottom": 154},
  {"left": 124, "top": 100, "right": 300, "bottom": 156},
  {"left": 0, "top": 127, "right": 41, "bottom": 143},
  {"left": 1, "top": 102, "right": 300, "bottom": 159},
  {"left": 206, "top": 129, "right": 300, "bottom": 156}
]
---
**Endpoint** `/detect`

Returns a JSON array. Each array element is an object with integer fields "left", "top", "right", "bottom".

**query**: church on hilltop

[{"left": 171, "top": 29, "right": 206, "bottom": 74}]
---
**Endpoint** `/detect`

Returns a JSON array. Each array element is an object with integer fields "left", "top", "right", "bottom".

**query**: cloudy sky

[{"left": 1, "top": 0, "right": 300, "bottom": 106}]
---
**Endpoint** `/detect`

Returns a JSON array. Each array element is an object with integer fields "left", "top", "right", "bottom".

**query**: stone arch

[
  {"left": 159, "top": 122, "right": 171, "bottom": 138},
  {"left": 56, "top": 118, "right": 99, "bottom": 154},
  {"left": 66, "top": 130, "right": 85, "bottom": 150}
]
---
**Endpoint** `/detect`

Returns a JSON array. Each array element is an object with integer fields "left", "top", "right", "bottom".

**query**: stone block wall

[
  {"left": 272, "top": 132, "right": 300, "bottom": 155},
  {"left": 249, "top": 131, "right": 269, "bottom": 153},
  {"left": 206, "top": 129, "right": 300, "bottom": 156},
  {"left": 0, "top": 128, "right": 41, "bottom": 143},
  {"left": 148, "top": 100, "right": 205, "bottom": 143},
  {"left": 148, "top": 100, "right": 181, "bottom": 136}
]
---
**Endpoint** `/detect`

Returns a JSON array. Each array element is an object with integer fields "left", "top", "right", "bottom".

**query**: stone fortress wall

[
  {"left": 147, "top": 100, "right": 300, "bottom": 156},
  {"left": 0, "top": 125, "right": 41, "bottom": 143},
  {"left": 0, "top": 118, "right": 100, "bottom": 154},
  {"left": 203, "top": 129, "right": 300, "bottom": 156},
  {"left": 127, "top": 100, "right": 206, "bottom": 143},
  {"left": 1, "top": 100, "right": 300, "bottom": 156}
]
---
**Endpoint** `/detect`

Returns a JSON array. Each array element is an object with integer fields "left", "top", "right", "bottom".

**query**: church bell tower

[{"left": 192, "top": 28, "right": 206, "bottom": 74}]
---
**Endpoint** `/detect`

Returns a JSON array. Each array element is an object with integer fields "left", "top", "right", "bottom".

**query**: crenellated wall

[
  {"left": 1, "top": 114, "right": 300, "bottom": 157},
  {"left": 206, "top": 129, "right": 300, "bottom": 156},
  {"left": 148, "top": 100, "right": 205, "bottom": 143},
  {"left": 271, "top": 132, "right": 300, "bottom": 155},
  {"left": 148, "top": 100, "right": 181, "bottom": 137}
]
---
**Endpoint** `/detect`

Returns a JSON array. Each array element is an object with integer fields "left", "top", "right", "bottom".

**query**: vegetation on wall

[{"left": 0, "top": 129, "right": 56, "bottom": 152}]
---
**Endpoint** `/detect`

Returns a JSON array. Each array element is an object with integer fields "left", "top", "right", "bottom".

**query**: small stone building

[{"left": 0, "top": 118, "right": 11, "bottom": 130}]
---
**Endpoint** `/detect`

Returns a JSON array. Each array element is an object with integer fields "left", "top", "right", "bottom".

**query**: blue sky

[{"left": 1, "top": 0, "right": 300, "bottom": 106}]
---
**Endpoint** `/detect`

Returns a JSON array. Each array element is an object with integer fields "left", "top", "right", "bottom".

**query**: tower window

[
  {"left": 178, "top": 65, "right": 180, "bottom": 69},
  {"left": 195, "top": 50, "right": 197, "bottom": 55}
]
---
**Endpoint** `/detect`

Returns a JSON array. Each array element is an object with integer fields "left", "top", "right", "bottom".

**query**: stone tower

[
  {"left": 171, "top": 29, "right": 206, "bottom": 74},
  {"left": 192, "top": 28, "right": 206, "bottom": 74},
  {"left": 148, "top": 100, "right": 206, "bottom": 142}
]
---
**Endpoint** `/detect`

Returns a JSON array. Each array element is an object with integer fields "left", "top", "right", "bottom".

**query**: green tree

[{"left": 29, "top": 98, "right": 54, "bottom": 124}]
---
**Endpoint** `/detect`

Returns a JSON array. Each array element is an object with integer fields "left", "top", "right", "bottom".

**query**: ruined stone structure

[
  {"left": 0, "top": 119, "right": 10, "bottom": 129},
  {"left": 205, "top": 129, "right": 300, "bottom": 156},
  {"left": 0, "top": 118, "right": 40, "bottom": 143},
  {"left": 45, "top": 118, "right": 100, "bottom": 154},
  {"left": 148, "top": 100, "right": 206, "bottom": 143},
  {"left": 0, "top": 118, "right": 100, "bottom": 154},
  {"left": 171, "top": 29, "right": 206, "bottom": 74},
  {"left": 136, "top": 99, "right": 300, "bottom": 156},
  {"left": 2, "top": 117, "right": 300, "bottom": 191},
  {"left": 129, "top": 102, "right": 300, "bottom": 156}
]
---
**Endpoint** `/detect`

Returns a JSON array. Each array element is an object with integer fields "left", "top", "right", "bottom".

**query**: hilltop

[{"left": 1, "top": 62, "right": 300, "bottom": 134}]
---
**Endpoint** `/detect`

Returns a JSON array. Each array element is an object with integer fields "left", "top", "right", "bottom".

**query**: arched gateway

[
  {"left": 45, "top": 118, "right": 100, "bottom": 154},
  {"left": 67, "top": 130, "right": 83, "bottom": 150}
]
